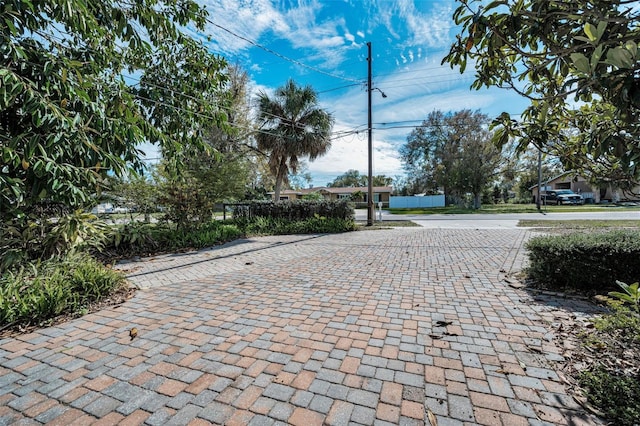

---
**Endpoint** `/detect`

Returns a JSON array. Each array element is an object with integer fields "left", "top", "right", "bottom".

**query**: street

[{"left": 356, "top": 208, "right": 640, "bottom": 229}]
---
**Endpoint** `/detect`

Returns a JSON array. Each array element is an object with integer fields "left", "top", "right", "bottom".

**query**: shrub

[
  {"left": 231, "top": 200, "right": 354, "bottom": 221},
  {"left": 237, "top": 216, "right": 356, "bottom": 235},
  {"left": 0, "top": 254, "right": 126, "bottom": 327},
  {"left": 1, "top": 210, "right": 111, "bottom": 271},
  {"left": 102, "top": 221, "right": 243, "bottom": 259},
  {"left": 525, "top": 230, "right": 640, "bottom": 289}
]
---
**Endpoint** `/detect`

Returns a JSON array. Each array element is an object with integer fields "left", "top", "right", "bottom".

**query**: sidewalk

[{"left": 0, "top": 228, "right": 603, "bottom": 425}]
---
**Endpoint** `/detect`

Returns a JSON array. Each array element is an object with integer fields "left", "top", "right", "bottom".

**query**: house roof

[
  {"left": 528, "top": 171, "right": 573, "bottom": 190},
  {"left": 315, "top": 186, "right": 392, "bottom": 194}
]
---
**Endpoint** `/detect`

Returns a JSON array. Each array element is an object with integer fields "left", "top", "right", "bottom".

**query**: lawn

[
  {"left": 519, "top": 219, "right": 640, "bottom": 229},
  {"left": 387, "top": 203, "right": 640, "bottom": 215}
]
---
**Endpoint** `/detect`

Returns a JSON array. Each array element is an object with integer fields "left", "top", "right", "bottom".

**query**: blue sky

[{"left": 186, "top": 0, "right": 531, "bottom": 187}]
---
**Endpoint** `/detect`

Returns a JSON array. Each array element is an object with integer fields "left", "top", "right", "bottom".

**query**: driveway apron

[{"left": 0, "top": 228, "right": 603, "bottom": 425}]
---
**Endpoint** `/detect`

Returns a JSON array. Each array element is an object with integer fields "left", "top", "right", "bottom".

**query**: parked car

[{"left": 541, "top": 189, "right": 584, "bottom": 205}]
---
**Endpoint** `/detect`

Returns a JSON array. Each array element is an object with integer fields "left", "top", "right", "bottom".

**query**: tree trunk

[
  {"left": 273, "top": 157, "right": 287, "bottom": 201},
  {"left": 473, "top": 193, "right": 482, "bottom": 209},
  {"left": 274, "top": 176, "right": 283, "bottom": 201}
]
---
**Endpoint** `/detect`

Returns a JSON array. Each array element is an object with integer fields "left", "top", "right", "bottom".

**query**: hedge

[
  {"left": 231, "top": 200, "right": 354, "bottom": 221},
  {"left": 525, "top": 230, "right": 640, "bottom": 290}
]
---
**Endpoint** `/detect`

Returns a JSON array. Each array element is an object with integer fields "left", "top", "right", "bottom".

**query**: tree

[
  {"left": 256, "top": 80, "right": 334, "bottom": 201},
  {"left": 400, "top": 110, "right": 505, "bottom": 208},
  {"left": 327, "top": 170, "right": 393, "bottom": 187},
  {"left": 0, "top": 0, "right": 227, "bottom": 221},
  {"left": 114, "top": 172, "right": 161, "bottom": 223},
  {"left": 372, "top": 175, "right": 394, "bottom": 187},
  {"left": 443, "top": 0, "right": 640, "bottom": 185},
  {"left": 327, "top": 170, "right": 367, "bottom": 187},
  {"left": 401, "top": 111, "right": 453, "bottom": 195},
  {"left": 157, "top": 65, "right": 255, "bottom": 229}
]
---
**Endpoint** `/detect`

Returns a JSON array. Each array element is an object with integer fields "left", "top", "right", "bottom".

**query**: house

[
  {"left": 270, "top": 186, "right": 393, "bottom": 207},
  {"left": 530, "top": 171, "right": 640, "bottom": 203}
]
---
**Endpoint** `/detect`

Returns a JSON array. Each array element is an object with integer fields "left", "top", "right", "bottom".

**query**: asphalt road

[{"left": 356, "top": 208, "right": 640, "bottom": 229}]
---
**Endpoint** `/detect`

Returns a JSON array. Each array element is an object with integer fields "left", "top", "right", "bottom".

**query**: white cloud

[
  {"left": 344, "top": 31, "right": 355, "bottom": 43},
  {"left": 198, "top": 0, "right": 288, "bottom": 52}
]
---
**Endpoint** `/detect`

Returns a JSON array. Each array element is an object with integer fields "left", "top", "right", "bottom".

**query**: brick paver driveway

[{"left": 0, "top": 228, "right": 603, "bottom": 425}]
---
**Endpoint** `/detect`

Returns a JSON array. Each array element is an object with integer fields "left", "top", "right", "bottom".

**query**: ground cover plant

[
  {"left": 558, "top": 300, "right": 640, "bottom": 425},
  {"left": 0, "top": 254, "right": 128, "bottom": 334}
]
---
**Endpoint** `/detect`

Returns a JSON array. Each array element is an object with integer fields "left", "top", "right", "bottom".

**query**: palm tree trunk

[
  {"left": 273, "top": 157, "right": 287, "bottom": 201},
  {"left": 274, "top": 176, "right": 283, "bottom": 201}
]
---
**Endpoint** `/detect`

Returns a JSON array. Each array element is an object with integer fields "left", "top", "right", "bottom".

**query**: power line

[{"left": 204, "top": 17, "right": 362, "bottom": 84}]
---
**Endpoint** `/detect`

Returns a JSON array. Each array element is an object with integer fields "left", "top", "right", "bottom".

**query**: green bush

[
  {"left": 0, "top": 254, "right": 126, "bottom": 327},
  {"left": 231, "top": 200, "right": 354, "bottom": 221},
  {"left": 1, "top": 210, "right": 111, "bottom": 272},
  {"left": 525, "top": 230, "right": 640, "bottom": 289},
  {"left": 237, "top": 216, "right": 356, "bottom": 235},
  {"left": 103, "top": 221, "right": 243, "bottom": 258}
]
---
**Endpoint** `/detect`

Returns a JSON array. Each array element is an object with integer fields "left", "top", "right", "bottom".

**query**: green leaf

[
  {"left": 605, "top": 47, "right": 633, "bottom": 69},
  {"left": 584, "top": 23, "right": 597, "bottom": 42},
  {"left": 570, "top": 53, "right": 591, "bottom": 74},
  {"left": 590, "top": 45, "right": 604, "bottom": 69},
  {"left": 624, "top": 40, "right": 638, "bottom": 58}
]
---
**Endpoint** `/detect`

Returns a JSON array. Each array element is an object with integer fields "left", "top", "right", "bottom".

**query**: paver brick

[{"left": 0, "top": 229, "right": 605, "bottom": 426}]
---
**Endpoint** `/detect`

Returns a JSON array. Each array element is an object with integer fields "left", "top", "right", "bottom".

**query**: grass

[
  {"left": 519, "top": 219, "right": 640, "bottom": 229},
  {"left": 356, "top": 220, "right": 420, "bottom": 229},
  {"left": 387, "top": 203, "right": 640, "bottom": 215}
]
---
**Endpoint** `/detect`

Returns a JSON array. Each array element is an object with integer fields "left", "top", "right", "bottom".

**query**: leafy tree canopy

[
  {"left": 1, "top": 0, "right": 228, "bottom": 219},
  {"left": 327, "top": 169, "right": 393, "bottom": 187},
  {"left": 443, "top": 0, "right": 639, "bottom": 185},
  {"left": 400, "top": 110, "right": 506, "bottom": 208}
]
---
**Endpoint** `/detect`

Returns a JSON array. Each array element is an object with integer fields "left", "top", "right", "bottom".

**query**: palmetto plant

[{"left": 256, "top": 79, "right": 334, "bottom": 201}]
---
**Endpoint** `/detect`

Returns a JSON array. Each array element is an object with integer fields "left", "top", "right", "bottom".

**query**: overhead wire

[
  {"left": 203, "top": 17, "right": 363, "bottom": 84},
  {"left": 14, "top": 12, "right": 514, "bottom": 156}
]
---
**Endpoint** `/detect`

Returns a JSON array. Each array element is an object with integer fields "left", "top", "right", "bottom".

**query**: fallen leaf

[
  {"left": 526, "top": 345, "right": 543, "bottom": 354},
  {"left": 427, "top": 408, "right": 438, "bottom": 426},
  {"left": 508, "top": 282, "right": 526, "bottom": 289}
]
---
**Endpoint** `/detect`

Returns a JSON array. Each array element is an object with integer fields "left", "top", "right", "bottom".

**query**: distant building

[{"left": 530, "top": 172, "right": 640, "bottom": 203}]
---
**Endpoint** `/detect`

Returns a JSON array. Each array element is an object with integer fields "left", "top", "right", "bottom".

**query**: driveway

[{"left": 0, "top": 228, "right": 603, "bottom": 425}]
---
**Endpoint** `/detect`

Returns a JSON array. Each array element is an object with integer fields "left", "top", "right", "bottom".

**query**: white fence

[{"left": 389, "top": 195, "right": 445, "bottom": 209}]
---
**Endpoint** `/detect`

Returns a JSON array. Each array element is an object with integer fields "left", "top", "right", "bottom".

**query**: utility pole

[{"left": 367, "top": 42, "right": 374, "bottom": 226}]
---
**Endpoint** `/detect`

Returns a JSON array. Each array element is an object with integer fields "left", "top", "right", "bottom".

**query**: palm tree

[{"left": 256, "top": 80, "right": 334, "bottom": 200}]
